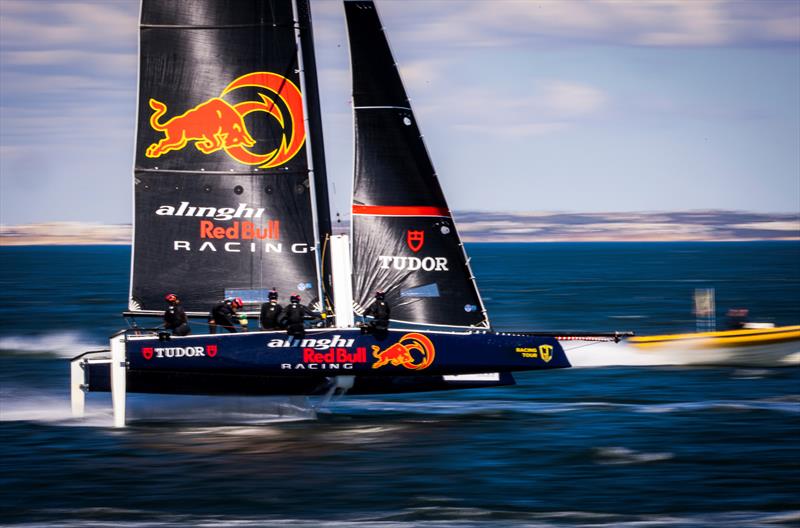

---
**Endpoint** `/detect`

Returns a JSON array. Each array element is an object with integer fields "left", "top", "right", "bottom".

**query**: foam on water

[
  {"left": 0, "top": 331, "right": 104, "bottom": 358},
  {"left": 0, "top": 391, "right": 115, "bottom": 427},
  {"left": 565, "top": 342, "right": 674, "bottom": 367},
  {"left": 0, "top": 388, "right": 317, "bottom": 426},
  {"left": 594, "top": 446, "right": 674, "bottom": 465}
]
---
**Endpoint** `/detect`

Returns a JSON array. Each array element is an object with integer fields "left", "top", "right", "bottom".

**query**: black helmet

[
  {"left": 375, "top": 290, "right": 385, "bottom": 300},
  {"left": 268, "top": 290, "right": 278, "bottom": 300},
  {"left": 290, "top": 294, "right": 301, "bottom": 303}
]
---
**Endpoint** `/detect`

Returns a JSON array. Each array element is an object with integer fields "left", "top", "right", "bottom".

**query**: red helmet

[
  {"left": 231, "top": 297, "right": 244, "bottom": 308},
  {"left": 165, "top": 293, "right": 178, "bottom": 303},
  {"left": 290, "top": 294, "right": 301, "bottom": 303}
]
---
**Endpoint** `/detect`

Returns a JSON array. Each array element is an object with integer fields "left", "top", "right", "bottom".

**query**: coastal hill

[{"left": 1, "top": 211, "right": 797, "bottom": 246}]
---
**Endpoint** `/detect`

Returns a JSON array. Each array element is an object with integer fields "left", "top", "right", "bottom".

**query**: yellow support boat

[{"left": 628, "top": 325, "right": 800, "bottom": 367}]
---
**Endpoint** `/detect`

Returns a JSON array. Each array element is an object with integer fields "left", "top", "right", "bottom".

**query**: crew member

[
  {"left": 163, "top": 293, "right": 190, "bottom": 336},
  {"left": 726, "top": 308, "right": 749, "bottom": 330},
  {"left": 364, "top": 290, "right": 390, "bottom": 336},
  {"left": 208, "top": 297, "right": 244, "bottom": 334},
  {"left": 281, "top": 294, "right": 317, "bottom": 340},
  {"left": 260, "top": 290, "right": 283, "bottom": 330}
]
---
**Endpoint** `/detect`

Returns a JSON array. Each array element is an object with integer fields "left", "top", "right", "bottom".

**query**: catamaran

[{"left": 70, "top": 0, "right": 625, "bottom": 427}]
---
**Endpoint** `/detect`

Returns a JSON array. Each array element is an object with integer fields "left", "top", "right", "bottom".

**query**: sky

[{"left": 0, "top": 0, "right": 798, "bottom": 226}]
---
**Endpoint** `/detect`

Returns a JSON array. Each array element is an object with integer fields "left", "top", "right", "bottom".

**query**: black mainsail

[
  {"left": 345, "top": 1, "right": 489, "bottom": 328},
  {"left": 131, "top": 0, "right": 331, "bottom": 314}
]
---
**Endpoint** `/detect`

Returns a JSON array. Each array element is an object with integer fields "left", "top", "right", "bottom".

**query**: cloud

[
  {"left": 0, "top": 1, "right": 137, "bottom": 51},
  {"left": 2, "top": 49, "right": 135, "bottom": 73},
  {"left": 379, "top": 0, "right": 800, "bottom": 48},
  {"left": 419, "top": 80, "right": 608, "bottom": 138},
  {"left": 731, "top": 221, "right": 800, "bottom": 232},
  {"left": 0, "top": 2, "right": 137, "bottom": 151},
  {"left": 539, "top": 81, "right": 607, "bottom": 118},
  {"left": 397, "top": 58, "right": 448, "bottom": 87}
]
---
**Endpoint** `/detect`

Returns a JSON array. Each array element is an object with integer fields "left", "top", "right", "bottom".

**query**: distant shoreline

[
  {"left": 1, "top": 211, "right": 797, "bottom": 245},
  {"left": 4, "top": 241, "right": 800, "bottom": 249}
]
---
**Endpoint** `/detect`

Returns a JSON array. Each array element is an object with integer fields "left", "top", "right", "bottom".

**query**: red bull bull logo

[
  {"left": 372, "top": 333, "right": 435, "bottom": 370},
  {"left": 145, "top": 72, "right": 305, "bottom": 169}
]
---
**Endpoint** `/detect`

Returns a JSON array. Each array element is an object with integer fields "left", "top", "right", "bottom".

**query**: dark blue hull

[{"left": 84, "top": 328, "right": 569, "bottom": 396}]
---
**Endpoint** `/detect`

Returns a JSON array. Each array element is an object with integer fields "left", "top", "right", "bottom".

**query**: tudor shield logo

[{"left": 406, "top": 230, "right": 424, "bottom": 252}]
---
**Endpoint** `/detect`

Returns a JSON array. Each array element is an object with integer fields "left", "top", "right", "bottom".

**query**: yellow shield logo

[{"left": 539, "top": 344, "right": 553, "bottom": 363}]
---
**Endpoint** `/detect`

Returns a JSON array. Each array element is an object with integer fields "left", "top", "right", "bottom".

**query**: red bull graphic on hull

[
  {"left": 372, "top": 333, "right": 435, "bottom": 370},
  {"left": 146, "top": 72, "right": 305, "bottom": 169},
  {"left": 280, "top": 347, "right": 368, "bottom": 371}
]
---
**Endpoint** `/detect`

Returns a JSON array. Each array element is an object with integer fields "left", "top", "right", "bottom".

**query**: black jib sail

[
  {"left": 131, "top": 0, "right": 331, "bottom": 314},
  {"left": 345, "top": 1, "right": 489, "bottom": 328}
]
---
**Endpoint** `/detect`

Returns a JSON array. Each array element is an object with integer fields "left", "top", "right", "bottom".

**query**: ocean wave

[
  {"left": 4, "top": 509, "right": 799, "bottom": 527},
  {"left": 594, "top": 446, "right": 674, "bottom": 465},
  {"left": 331, "top": 397, "right": 800, "bottom": 417},
  {"left": 0, "top": 331, "right": 104, "bottom": 358}
]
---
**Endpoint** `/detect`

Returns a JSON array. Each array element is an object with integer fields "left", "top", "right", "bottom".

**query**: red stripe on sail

[{"left": 352, "top": 205, "right": 451, "bottom": 217}]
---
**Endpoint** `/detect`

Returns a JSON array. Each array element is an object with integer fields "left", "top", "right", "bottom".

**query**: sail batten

[
  {"left": 353, "top": 106, "right": 412, "bottom": 110},
  {"left": 345, "top": 1, "right": 489, "bottom": 329}
]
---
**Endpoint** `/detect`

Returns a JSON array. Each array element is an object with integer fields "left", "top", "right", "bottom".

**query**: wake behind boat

[{"left": 71, "top": 0, "right": 625, "bottom": 427}]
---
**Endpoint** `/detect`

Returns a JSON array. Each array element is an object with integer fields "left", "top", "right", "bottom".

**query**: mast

[
  {"left": 291, "top": 0, "right": 325, "bottom": 309},
  {"left": 295, "top": 1, "right": 334, "bottom": 312}
]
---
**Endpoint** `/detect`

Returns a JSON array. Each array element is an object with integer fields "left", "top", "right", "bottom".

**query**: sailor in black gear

[
  {"left": 163, "top": 293, "right": 190, "bottom": 336},
  {"left": 280, "top": 294, "right": 317, "bottom": 340},
  {"left": 726, "top": 308, "right": 749, "bottom": 330},
  {"left": 208, "top": 297, "right": 243, "bottom": 334},
  {"left": 363, "top": 290, "right": 390, "bottom": 337},
  {"left": 260, "top": 290, "right": 283, "bottom": 330}
]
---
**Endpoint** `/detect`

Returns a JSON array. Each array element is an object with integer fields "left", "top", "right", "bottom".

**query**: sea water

[{"left": 1, "top": 242, "right": 798, "bottom": 527}]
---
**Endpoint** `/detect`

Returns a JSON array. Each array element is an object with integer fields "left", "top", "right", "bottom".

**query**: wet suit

[
  {"left": 364, "top": 298, "right": 390, "bottom": 336},
  {"left": 164, "top": 303, "right": 190, "bottom": 336},
  {"left": 260, "top": 301, "right": 283, "bottom": 330},
  {"left": 281, "top": 301, "right": 317, "bottom": 340},
  {"left": 209, "top": 301, "right": 238, "bottom": 334}
]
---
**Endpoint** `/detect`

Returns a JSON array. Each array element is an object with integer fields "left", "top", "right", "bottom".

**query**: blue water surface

[{"left": 0, "top": 242, "right": 798, "bottom": 527}]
